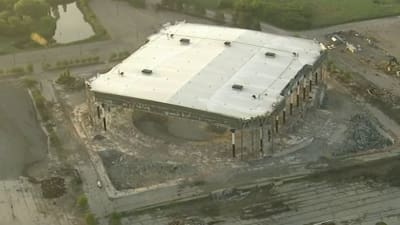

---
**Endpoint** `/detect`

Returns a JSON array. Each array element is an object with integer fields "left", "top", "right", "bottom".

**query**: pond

[{"left": 51, "top": 2, "right": 95, "bottom": 44}]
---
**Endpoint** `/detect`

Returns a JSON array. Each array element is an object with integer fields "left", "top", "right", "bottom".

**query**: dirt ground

[{"left": 84, "top": 108, "right": 236, "bottom": 190}]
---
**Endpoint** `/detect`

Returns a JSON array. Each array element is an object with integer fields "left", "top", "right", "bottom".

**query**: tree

[
  {"left": 217, "top": 0, "right": 233, "bottom": 9},
  {"left": 0, "top": 0, "right": 17, "bottom": 11},
  {"left": 14, "top": 0, "right": 49, "bottom": 19},
  {"left": 32, "top": 15, "right": 56, "bottom": 38}
]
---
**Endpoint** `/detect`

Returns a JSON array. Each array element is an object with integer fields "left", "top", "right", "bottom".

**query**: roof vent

[
  {"left": 265, "top": 52, "right": 276, "bottom": 57},
  {"left": 141, "top": 69, "right": 153, "bottom": 75},
  {"left": 292, "top": 52, "right": 299, "bottom": 57},
  {"left": 232, "top": 84, "right": 244, "bottom": 91},
  {"left": 224, "top": 41, "right": 231, "bottom": 46},
  {"left": 180, "top": 38, "right": 190, "bottom": 45}
]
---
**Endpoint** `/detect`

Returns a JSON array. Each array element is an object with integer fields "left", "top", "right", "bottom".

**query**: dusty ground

[
  {"left": 82, "top": 108, "right": 236, "bottom": 190},
  {"left": 73, "top": 77, "right": 394, "bottom": 192},
  {"left": 276, "top": 83, "right": 393, "bottom": 161}
]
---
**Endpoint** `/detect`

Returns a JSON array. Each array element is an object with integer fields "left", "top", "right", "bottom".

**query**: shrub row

[
  {"left": 0, "top": 64, "right": 34, "bottom": 77},
  {"left": 109, "top": 51, "right": 130, "bottom": 62},
  {"left": 43, "top": 56, "right": 102, "bottom": 70}
]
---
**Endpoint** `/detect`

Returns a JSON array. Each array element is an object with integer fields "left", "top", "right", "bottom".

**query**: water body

[
  {"left": 0, "top": 82, "right": 47, "bottom": 179},
  {"left": 52, "top": 2, "right": 95, "bottom": 44}
]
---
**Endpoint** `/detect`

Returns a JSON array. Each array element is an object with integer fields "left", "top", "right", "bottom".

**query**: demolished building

[{"left": 87, "top": 22, "right": 326, "bottom": 157}]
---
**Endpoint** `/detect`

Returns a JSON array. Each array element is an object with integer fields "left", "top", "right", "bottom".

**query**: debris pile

[
  {"left": 99, "top": 150, "right": 196, "bottom": 190},
  {"left": 342, "top": 114, "right": 391, "bottom": 152},
  {"left": 40, "top": 177, "right": 66, "bottom": 198}
]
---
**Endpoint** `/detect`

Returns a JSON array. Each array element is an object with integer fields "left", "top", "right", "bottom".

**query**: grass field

[
  {"left": 0, "top": 36, "right": 19, "bottom": 55},
  {"left": 189, "top": 0, "right": 400, "bottom": 29}
]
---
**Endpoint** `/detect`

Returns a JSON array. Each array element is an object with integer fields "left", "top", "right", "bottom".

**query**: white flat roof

[{"left": 90, "top": 22, "right": 322, "bottom": 120}]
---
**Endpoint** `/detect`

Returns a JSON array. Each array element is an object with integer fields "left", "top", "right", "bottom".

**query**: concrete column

[
  {"left": 240, "top": 126, "right": 244, "bottom": 159},
  {"left": 251, "top": 128, "right": 254, "bottom": 152},
  {"left": 275, "top": 116, "right": 279, "bottom": 133},
  {"left": 296, "top": 86, "right": 300, "bottom": 107},
  {"left": 259, "top": 125, "right": 263, "bottom": 154},
  {"left": 282, "top": 109, "right": 286, "bottom": 124},
  {"left": 309, "top": 79, "right": 312, "bottom": 93},
  {"left": 268, "top": 129, "right": 272, "bottom": 142},
  {"left": 290, "top": 93, "right": 294, "bottom": 116},
  {"left": 97, "top": 106, "right": 101, "bottom": 119},
  {"left": 320, "top": 66, "right": 323, "bottom": 82},
  {"left": 103, "top": 117, "right": 107, "bottom": 131},
  {"left": 231, "top": 129, "right": 236, "bottom": 158}
]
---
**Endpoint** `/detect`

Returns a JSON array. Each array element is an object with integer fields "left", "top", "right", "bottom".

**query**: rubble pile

[
  {"left": 343, "top": 114, "right": 391, "bottom": 152},
  {"left": 99, "top": 150, "right": 196, "bottom": 190},
  {"left": 40, "top": 177, "right": 66, "bottom": 198}
]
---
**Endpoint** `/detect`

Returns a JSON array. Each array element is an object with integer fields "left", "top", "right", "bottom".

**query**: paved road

[{"left": 0, "top": 81, "right": 47, "bottom": 179}]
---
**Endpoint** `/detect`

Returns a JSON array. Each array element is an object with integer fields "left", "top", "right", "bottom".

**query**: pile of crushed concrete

[
  {"left": 40, "top": 177, "right": 66, "bottom": 198},
  {"left": 99, "top": 150, "right": 197, "bottom": 190},
  {"left": 341, "top": 114, "right": 392, "bottom": 153}
]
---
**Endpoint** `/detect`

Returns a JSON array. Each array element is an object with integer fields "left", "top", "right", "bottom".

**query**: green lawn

[
  {"left": 188, "top": 0, "right": 400, "bottom": 29},
  {"left": 0, "top": 36, "right": 19, "bottom": 55},
  {"left": 304, "top": 0, "right": 400, "bottom": 27}
]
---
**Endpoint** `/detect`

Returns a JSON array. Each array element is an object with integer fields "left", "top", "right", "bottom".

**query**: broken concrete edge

[
  {"left": 364, "top": 104, "right": 399, "bottom": 144},
  {"left": 122, "top": 173, "right": 309, "bottom": 215},
  {"left": 87, "top": 145, "right": 186, "bottom": 198},
  {"left": 27, "top": 89, "right": 51, "bottom": 156},
  {"left": 333, "top": 143, "right": 400, "bottom": 162}
]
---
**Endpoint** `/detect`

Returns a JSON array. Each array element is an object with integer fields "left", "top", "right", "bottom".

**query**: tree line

[
  {"left": 160, "top": 0, "right": 314, "bottom": 30},
  {"left": 0, "top": 0, "right": 73, "bottom": 39}
]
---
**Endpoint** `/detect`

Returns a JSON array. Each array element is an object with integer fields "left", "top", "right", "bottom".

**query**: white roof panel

[{"left": 90, "top": 22, "right": 323, "bottom": 120}]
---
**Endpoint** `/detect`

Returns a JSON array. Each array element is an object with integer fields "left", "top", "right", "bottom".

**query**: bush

[
  {"left": 109, "top": 212, "right": 121, "bottom": 225},
  {"left": 31, "top": 88, "right": 50, "bottom": 122},
  {"left": 23, "top": 77, "right": 38, "bottom": 88},
  {"left": 85, "top": 213, "right": 97, "bottom": 225},
  {"left": 56, "top": 70, "right": 84, "bottom": 90},
  {"left": 26, "top": 64, "right": 34, "bottom": 73},
  {"left": 76, "top": 194, "right": 88, "bottom": 209}
]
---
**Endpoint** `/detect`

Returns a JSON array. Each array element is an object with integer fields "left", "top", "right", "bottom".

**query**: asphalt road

[{"left": 0, "top": 81, "right": 47, "bottom": 179}]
